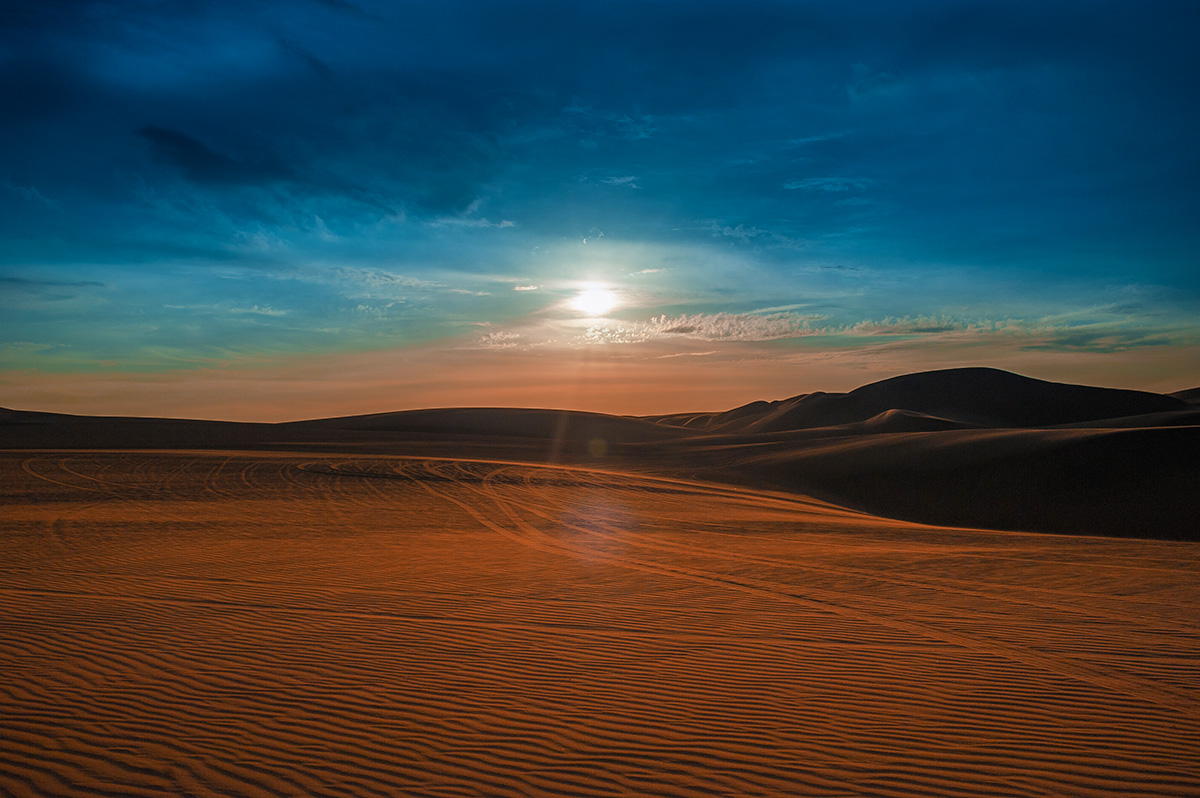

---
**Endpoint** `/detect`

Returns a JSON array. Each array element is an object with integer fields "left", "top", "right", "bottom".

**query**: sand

[
  {"left": 3, "top": 449, "right": 1198, "bottom": 797},
  {"left": 4, "top": 368, "right": 1195, "bottom": 539}
]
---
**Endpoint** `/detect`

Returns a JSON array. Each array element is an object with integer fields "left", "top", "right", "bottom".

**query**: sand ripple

[{"left": 2, "top": 451, "right": 1198, "bottom": 796}]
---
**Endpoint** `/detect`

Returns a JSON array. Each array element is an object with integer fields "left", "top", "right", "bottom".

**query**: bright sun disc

[{"left": 569, "top": 285, "right": 619, "bottom": 316}]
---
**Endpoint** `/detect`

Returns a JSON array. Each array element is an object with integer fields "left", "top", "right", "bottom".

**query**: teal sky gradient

[{"left": 2, "top": 1, "right": 1197, "bottom": 416}]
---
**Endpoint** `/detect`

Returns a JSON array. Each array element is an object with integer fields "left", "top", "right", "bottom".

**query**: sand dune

[
  {"left": 646, "top": 398, "right": 779, "bottom": 431},
  {"left": 657, "top": 367, "right": 1188, "bottom": 432},
  {"left": 857, "top": 407, "right": 979, "bottom": 432},
  {"left": 722, "top": 425, "right": 1199, "bottom": 539},
  {"left": 1052, "top": 407, "right": 1200, "bottom": 428},
  {"left": 2, "top": 450, "right": 1198, "bottom": 797},
  {"left": 1170, "top": 386, "right": 1200, "bottom": 404},
  {"left": 653, "top": 407, "right": 980, "bottom": 440},
  {"left": 293, "top": 406, "right": 687, "bottom": 445},
  {"left": 5, "top": 367, "right": 1193, "bottom": 538}
]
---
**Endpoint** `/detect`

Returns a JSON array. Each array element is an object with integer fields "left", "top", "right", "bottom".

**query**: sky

[{"left": 2, "top": 0, "right": 1198, "bottom": 420}]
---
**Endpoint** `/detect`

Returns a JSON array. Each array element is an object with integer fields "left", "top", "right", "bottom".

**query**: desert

[
  {"left": 8, "top": 3, "right": 1200, "bottom": 794},
  {"left": 2, "top": 368, "right": 1197, "bottom": 796}
]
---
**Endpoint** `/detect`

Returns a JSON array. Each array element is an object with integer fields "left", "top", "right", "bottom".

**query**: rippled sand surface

[{"left": 3, "top": 450, "right": 1198, "bottom": 796}]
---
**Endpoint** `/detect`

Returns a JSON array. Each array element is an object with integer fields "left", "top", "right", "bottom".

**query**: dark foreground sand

[{"left": 2, "top": 450, "right": 1198, "bottom": 796}]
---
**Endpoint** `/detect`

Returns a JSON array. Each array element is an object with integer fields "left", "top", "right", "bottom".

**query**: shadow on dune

[
  {"left": 714, "top": 426, "right": 1198, "bottom": 540},
  {"left": 3, "top": 368, "right": 1196, "bottom": 539}
]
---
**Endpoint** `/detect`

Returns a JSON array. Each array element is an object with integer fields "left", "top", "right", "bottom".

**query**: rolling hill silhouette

[
  {"left": 292, "top": 407, "right": 685, "bottom": 443},
  {"left": 4, "top": 367, "right": 1196, "bottom": 538},
  {"left": 652, "top": 367, "right": 1186, "bottom": 431}
]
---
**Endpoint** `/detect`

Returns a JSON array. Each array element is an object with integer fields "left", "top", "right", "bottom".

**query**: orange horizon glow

[{"left": 3, "top": 335, "right": 1196, "bottom": 423}]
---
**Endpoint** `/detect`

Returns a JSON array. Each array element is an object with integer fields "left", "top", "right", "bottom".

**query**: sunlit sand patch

[{"left": 2, "top": 450, "right": 1197, "bottom": 796}]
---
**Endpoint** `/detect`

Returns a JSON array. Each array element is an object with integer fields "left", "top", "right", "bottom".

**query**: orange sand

[{"left": 2, "top": 450, "right": 1198, "bottom": 796}]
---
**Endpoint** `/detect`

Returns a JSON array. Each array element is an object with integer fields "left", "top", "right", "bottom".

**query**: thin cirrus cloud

[
  {"left": 470, "top": 304, "right": 1200, "bottom": 357},
  {"left": 783, "top": 177, "right": 876, "bottom": 192}
]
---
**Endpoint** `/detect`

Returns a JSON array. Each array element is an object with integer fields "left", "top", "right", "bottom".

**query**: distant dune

[
  {"left": 1171, "top": 386, "right": 1200, "bottom": 404},
  {"left": 654, "top": 367, "right": 1187, "bottom": 431},
  {"left": 3, "top": 367, "right": 1197, "bottom": 538},
  {"left": 292, "top": 406, "right": 686, "bottom": 444}
]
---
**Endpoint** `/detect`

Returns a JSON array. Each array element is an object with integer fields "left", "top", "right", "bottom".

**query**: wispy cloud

[
  {"left": 478, "top": 330, "right": 522, "bottom": 348},
  {"left": 703, "top": 221, "right": 806, "bottom": 248},
  {"left": 643, "top": 312, "right": 820, "bottom": 341},
  {"left": 331, "top": 267, "right": 439, "bottom": 297},
  {"left": 163, "top": 303, "right": 291, "bottom": 317},
  {"left": 1020, "top": 331, "right": 1176, "bottom": 353},
  {"left": 844, "top": 315, "right": 975, "bottom": 335},
  {"left": 429, "top": 216, "right": 516, "bottom": 229},
  {"left": 229, "top": 305, "right": 290, "bottom": 316},
  {"left": 2, "top": 181, "right": 56, "bottom": 207},
  {"left": 783, "top": 177, "right": 876, "bottom": 192},
  {"left": 601, "top": 175, "right": 641, "bottom": 189},
  {"left": 1, "top": 276, "right": 104, "bottom": 290},
  {"left": 469, "top": 311, "right": 824, "bottom": 350},
  {"left": 787, "top": 132, "right": 849, "bottom": 146},
  {"left": 465, "top": 305, "right": 1200, "bottom": 356},
  {"left": 656, "top": 350, "right": 716, "bottom": 359}
]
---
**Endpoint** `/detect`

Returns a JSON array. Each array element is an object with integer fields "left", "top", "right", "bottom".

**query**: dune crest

[
  {"left": 1170, "top": 386, "right": 1200, "bottom": 404},
  {"left": 655, "top": 367, "right": 1187, "bottom": 432}
]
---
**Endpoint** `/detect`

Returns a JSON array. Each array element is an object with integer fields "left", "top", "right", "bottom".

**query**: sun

[{"left": 568, "top": 284, "right": 619, "bottom": 317}]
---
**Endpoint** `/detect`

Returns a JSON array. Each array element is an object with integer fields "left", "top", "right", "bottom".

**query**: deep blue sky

[{"left": 2, "top": 0, "right": 1198, "bottom": 417}]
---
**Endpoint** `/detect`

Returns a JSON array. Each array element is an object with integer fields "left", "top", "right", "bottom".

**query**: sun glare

[{"left": 569, "top": 285, "right": 619, "bottom": 317}]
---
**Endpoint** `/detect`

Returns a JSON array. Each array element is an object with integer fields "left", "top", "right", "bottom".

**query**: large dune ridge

[
  {"left": 650, "top": 367, "right": 1188, "bottom": 432},
  {"left": 3, "top": 367, "right": 1195, "bottom": 539},
  {"left": 2, "top": 367, "right": 1198, "bottom": 796}
]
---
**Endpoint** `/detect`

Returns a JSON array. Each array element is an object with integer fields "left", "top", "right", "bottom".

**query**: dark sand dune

[
  {"left": 702, "top": 367, "right": 1188, "bottom": 432},
  {"left": 293, "top": 406, "right": 686, "bottom": 443},
  {"left": 852, "top": 407, "right": 980, "bottom": 433},
  {"left": 647, "top": 368, "right": 1186, "bottom": 432},
  {"left": 1171, "top": 386, "right": 1200, "bottom": 404},
  {"left": 0, "top": 406, "right": 683, "bottom": 458},
  {"left": 0, "top": 407, "right": 278, "bottom": 449},
  {"left": 1052, "top": 407, "right": 1200, "bottom": 428},
  {"left": 839, "top": 367, "right": 1187, "bottom": 425},
  {"left": 2, "top": 368, "right": 1197, "bottom": 539},
  {"left": 647, "top": 398, "right": 779, "bottom": 431},
  {"left": 655, "top": 409, "right": 980, "bottom": 451},
  {"left": 721, "top": 425, "right": 1199, "bottom": 539},
  {"left": 640, "top": 371, "right": 1198, "bottom": 539},
  {"left": 654, "top": 411, "right": 980, "bottom": 453},
  {"left": 638, "top": 410, "right": 722, "bottom": 429}
]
